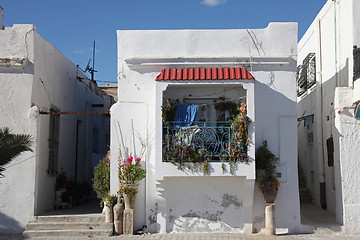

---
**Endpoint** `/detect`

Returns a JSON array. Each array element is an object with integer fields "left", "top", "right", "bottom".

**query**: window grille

[
  {"left": 296, "top": 65, "right": 307, "bottom": 96},
  {"left": 297, "top": 53, "right": 316, "bottom": 96},
  {"left": 353, "top": 46, "right": 360, "bottom": 81},
  {"left": 305, "top": 53, "right": 316, "bottom": 88},
  {"left": 48, "top": 108, "right": 60, "bottom": 174}
]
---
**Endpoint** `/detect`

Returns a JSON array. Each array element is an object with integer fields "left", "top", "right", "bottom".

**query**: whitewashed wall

[
  {"left": 298, "top": 0, "right": 360, "bottom": 233},
  {"left": 0, "top": 24, "right": 112, "bottom": 234},
  {"left": 112, "top": 22, "right": 302, "bottom": 234},
  {"left": 0, "top": 24, "right": 37, "bottom": 234}
]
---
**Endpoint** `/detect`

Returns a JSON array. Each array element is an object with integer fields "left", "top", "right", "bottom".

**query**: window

[
  {"left": 354, "top": 45, "right": 360, "bottom": 81},
  {"left": 297, "top": 53, "right": 316, "bottom": 97},
  {"left": 48, "top": 108, "right": 60, "bottom": 174},
  {"left": 93, "top": 127, "right": 100, "bottom": 153}
]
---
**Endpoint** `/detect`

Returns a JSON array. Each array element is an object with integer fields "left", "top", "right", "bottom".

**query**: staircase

[
  {"left": 298, "top": 163, "right": 312, "bottom": 203},
  {"left": 22, "top": 213, "right": 113, "bottom": 239}
]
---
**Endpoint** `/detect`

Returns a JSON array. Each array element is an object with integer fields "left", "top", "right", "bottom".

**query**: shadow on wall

[
  {"left": 0, "top": 213, "right": 23, "bottom": 235},
  {"left": 253, "top": 76, "right": 299, "bottom": 232}
]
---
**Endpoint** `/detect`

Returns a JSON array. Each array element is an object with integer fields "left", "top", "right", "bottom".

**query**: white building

[
  {"left": 111, "top": 23, "right": 304, "bottom": 234},
  {"left": 0, "top": 23, "right": 113, "bottom": 234},
  {"left": 297, "top": 0, "right": 360, "bottom": 233}
]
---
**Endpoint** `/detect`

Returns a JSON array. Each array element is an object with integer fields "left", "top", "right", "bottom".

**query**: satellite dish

[{"left": 85, "top": 59, "right": 91, "bottom": 72}]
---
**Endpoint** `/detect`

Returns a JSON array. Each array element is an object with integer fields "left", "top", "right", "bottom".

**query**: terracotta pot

[{"left": 261, "top": 182, "right": 278, "bottom": 203}]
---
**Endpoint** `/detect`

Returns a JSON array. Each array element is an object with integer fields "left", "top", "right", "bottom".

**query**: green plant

[
  {"left": 0, "top": 127, "right": 33, "bottom": 177},
  {"left": 118, "top": 155, "right": 146, "bottom": 196},
  {"left": 67, "top": 180, "right": 80, "bottom": 203},
  {"left": 119, "top": 184, "right": 138, "bottom": 196},
  {"left": 203, "top": 160, "right": 209, "bottom": 175},
  {"left": 56, "top": 171, "right": 67, "bottom": 190},
  {"left": 93, "top": 151, "right": 110, "bottom": 205},
  {"left": 231, "top": 102, "right": 252, "bottom": 155},
  {"left": 105, "top": 193, "right": 117, "bottom": 206},
  {"left": 255, "top": 141, "right": 280, "bottom": 190},
  {"left": 161, "top": 98, "right": 178, "bottom": 127}
]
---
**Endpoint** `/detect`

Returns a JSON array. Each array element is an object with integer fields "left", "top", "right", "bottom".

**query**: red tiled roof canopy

[{"left": 155, "top": 67, "right": 254, "bottom": 81}]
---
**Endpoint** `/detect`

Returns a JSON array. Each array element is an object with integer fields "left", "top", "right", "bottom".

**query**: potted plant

[
  {"left": 118, "top": 155, "right": 146, "bottom": 209},
  {"left": 255, "top": 141, "right": 280, "bottom": 203},
  {"left": 93, "top": 151, "right": 110, "bottom": 207}
]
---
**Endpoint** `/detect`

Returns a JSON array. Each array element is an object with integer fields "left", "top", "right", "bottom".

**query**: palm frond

[{"left": 0, "top": 127, "right": 33, "bottom": 177}]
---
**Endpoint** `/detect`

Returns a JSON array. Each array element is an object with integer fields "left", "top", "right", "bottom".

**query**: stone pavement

[
  {"left": 2, "top": 232, "right": 360, "bottom": 240},
  {"left": 2, "top": 200, "right": 360, "bottom": 239}
]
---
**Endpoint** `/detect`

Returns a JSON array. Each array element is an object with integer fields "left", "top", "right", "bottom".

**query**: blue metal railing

[{"left": 162, "top": 121, "right": 247, "bottom": 162}]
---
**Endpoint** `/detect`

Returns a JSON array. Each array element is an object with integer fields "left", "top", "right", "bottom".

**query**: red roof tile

[{"left": 156, "top": 67, "right": 254, "bottom": 81}]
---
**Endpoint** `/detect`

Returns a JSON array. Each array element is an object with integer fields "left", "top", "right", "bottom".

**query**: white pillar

[{"left": 265, "top": 203, "right": 276, "bottom": 235}]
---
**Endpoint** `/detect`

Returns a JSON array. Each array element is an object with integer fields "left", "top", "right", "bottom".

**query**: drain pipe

[{"left": 317, "top": 18, "right": 327, "bottom": 210}]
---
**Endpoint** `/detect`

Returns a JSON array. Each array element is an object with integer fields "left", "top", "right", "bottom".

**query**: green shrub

[{"left": 92, "top": 153, "right": 110, "bottom": 205}]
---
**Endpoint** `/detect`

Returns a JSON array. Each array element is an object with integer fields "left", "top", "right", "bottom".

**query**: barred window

[
  {"left": 48, "top": 108, "right": 60, "bottom": 174},
  {"left": 297, "top": 53, "right": 316, "bottom": 97},
  {"left": 354, "top": 46, "right": 360, "bottom": 81},
  {"left": 296, "top": 65, "right": 306, "bottom": 96}
]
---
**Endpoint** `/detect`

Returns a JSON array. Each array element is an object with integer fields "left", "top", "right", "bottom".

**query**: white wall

[
  {"left": 298, "top": 0, "right": 360, "bottom": 233},
  {"left": 0, "top": 24, "right": 37, "bottom": 234},
  {"left": 31, "top": 31, "right": 112, "bottom": 215},
  {"left": 0, "top": 24, "right": 112, "bottom": 234},
  {"left": 112, "top": 22, "right": 302, "bottom": 234}
]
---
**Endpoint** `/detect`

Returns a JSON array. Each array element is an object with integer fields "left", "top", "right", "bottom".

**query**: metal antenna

[
  {"left": 92, "top": 41, "right": 95, "bottom": 81},
  {"left": 87, "top": 41, "right": 97, "bottom": 82}
]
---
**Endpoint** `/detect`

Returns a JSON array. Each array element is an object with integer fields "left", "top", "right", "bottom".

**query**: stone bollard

[
  {"left": 104, "top": 201, "right": 113, "bottom": 223},
  {"left": 265, "top": 203, "right": 276, "bottom": 235},
  {"left": 123, "top": 209, "right": 134, "bottom": 235}
]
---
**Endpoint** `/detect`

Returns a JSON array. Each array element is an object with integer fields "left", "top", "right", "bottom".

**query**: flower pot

[
  {"left": 123, "top": 193, "right": 134, "bottom": 209},
  {"left": 261, "top": 182, "right": 278, "bottom": 203}
]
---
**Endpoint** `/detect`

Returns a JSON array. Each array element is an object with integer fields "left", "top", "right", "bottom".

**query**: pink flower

[
  {"left": 136, "top": 157, "right": 141, "bottom": 163},
  {"left": 127, "top": 156, "right": 133, "bottom": 164}
]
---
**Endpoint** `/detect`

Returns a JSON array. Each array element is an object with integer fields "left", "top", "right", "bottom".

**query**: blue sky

[{"left": 2, "top": 0, "right": 327, "bottom": 85}]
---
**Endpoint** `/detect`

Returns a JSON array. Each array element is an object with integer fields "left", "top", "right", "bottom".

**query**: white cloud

[{"left": 201, "top": 0, "right": 226, "bottom": 6}]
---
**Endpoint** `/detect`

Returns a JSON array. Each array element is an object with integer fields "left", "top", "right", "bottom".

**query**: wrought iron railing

[{"left": 162, "top": 121, "right": 247, "bottom": 162}]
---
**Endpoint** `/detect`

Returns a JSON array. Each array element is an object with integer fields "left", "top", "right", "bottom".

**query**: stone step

[
  {"left": 26, "top": 221, "right": 112, "bottom": 230},
  {"left": 32, "top": 213, "right": 104, "bottom": 223},
  {"left": 22, "top": 229, "right": 113, "bottom": 238},
  {"left": 314, "top": 224, "right": 344, "bottom": 234}
]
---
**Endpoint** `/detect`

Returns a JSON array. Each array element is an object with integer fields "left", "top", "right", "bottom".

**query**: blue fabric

[{"left": 173, "top": 103, "right": 199, "bottom": 129}]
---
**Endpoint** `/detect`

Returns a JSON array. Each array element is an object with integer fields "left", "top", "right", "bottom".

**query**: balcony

[
  {"left": 162, "top": 121, "right": 248, "bottom": 165},
  {"left": 155, "top": 83, "right": 255, "bottom": 180}
]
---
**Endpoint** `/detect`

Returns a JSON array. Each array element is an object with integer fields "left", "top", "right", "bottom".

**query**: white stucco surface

[
  {"left": 111, "top": 23, "right": 301, "bottom": 234},
  {"left": 297, "top": 0, "right": 360, "bottom": 233},
  {"left": 0, "top": 24, "right": 112, "bottom": 234}
]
